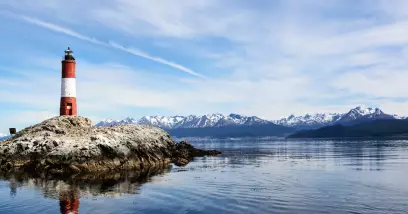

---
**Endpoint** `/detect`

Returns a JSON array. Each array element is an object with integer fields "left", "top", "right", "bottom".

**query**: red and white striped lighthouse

[{"left": 60, "top": 47, "right": 77, "bottom": 116}]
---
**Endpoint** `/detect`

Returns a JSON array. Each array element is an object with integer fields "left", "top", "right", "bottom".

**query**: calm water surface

[{"left": 1, "top": 139, "right": 408, "bottom": 214}]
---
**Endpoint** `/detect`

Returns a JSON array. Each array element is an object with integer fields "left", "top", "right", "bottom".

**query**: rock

[
  {"left": 1, "top": 162, "right": 13, "bottom": 171},
  {"left": 0, "top": 116, "right": 221, "bottom": 173},
  {"left": 174, "top": 158, "right": 190, "bottom": 166},
  {"left": 172, "top": 141, "right": 221, "bottom": 166},
  {"left": 174, "top": 141, "right": 221, "bottom": 158},
  {"left": 52, "top": 141, "right": 59, "bottom": 147},
  {"left": 55, "top": 130, "right": 66, "bottom": 135}
]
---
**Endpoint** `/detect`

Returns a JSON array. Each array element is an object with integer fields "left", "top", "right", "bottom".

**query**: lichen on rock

[{"left": 0, "top": 116, "right": 220, "bottom": 174}]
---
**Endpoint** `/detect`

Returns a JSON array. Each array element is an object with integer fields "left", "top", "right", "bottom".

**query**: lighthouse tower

[{"left": 60, "top": 47, "right": 77, "bottom": 116}]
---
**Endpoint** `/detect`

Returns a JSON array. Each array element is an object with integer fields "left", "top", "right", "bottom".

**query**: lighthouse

[{"left": 60, "top": 47, "right": 77, "bottom": 116}]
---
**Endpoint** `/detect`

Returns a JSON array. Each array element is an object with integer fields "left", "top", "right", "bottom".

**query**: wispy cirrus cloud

[{"left": 11, "top": 13, "right": 205, "bottom": 79}]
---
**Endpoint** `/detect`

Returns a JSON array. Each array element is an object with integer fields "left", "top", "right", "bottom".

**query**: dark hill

[
  {"left": 167, "top": 124, "right": 295, "bottom": 138},
  {"left": 288, "top": 119, "right": 408, "bottom": 139}
]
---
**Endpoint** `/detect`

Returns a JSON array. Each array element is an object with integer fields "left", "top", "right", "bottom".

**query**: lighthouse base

[{"left": 60, "top": 97, "right": 77, "bottom": 116}]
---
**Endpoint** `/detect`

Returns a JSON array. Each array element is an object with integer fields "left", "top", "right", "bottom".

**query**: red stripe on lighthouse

[
  {"left": 62, "top": 60, "right": 76, "bottom": 78},
  {"left": 60, "top": 97, "right": 77, "bottom": 116}
]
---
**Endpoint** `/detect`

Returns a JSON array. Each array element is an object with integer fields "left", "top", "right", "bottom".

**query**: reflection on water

[
  {"left": 59, "top": 189, "right": 80, "bottom": 214},
  {"left": 0, "top": 166, "right": 171, "bottom": 214},
  {"left": 8, "top": 179, "right": 20, "bottom": 197},
  {"left": 1, "top": 139, "right": 408, "bottom": 214}
]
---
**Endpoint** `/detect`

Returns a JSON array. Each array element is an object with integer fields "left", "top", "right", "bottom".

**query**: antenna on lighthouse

[
  {"left": 65, "top": 47, "right": 73, "bottom": 54},
  {"left": 64, "top": 47, "right": 75, "bottom": 60}
]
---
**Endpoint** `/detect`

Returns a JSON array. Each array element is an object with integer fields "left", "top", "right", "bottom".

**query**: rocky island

[{"left": 0, "top": 116, "right": 221, "bottom": 174}]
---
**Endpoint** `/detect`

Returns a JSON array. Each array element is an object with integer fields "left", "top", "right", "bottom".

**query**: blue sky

[{"left": 2, "top": 0, "right": 408, "bottom": 134}]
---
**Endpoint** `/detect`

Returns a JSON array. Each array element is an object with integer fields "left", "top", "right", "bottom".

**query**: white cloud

[
  {"left": 333, "top": 69, "right": 408, "bottom": 98},
  {"left": 1, "top": 110, "right": 57, "bottom": 134},
  {"left": 2, "top": 0, "right": 408, "bottom": 133},
  {"left": 9, "top": 13, "right": 205, "bottom": 79},
  {"left": 89, "top": 0, "right": 246, "bottom": 38},
  {"left": 377, "top": 100, "right": 408, "bottom": 116},
  {"left": 8, "top": 111, "right": 56, "bottom": 125},
  {"left": 108, "top": 42, "right": 206, "bottom": 78}
]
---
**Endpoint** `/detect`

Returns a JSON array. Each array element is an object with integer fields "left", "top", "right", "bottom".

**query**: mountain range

[
  {"left": 97, "top": 106, "right": 405, "bottom": 129},
  {"left": 96, "top": 106, "right": 406, "bottom": 137},
  {"left": 288, "top": 118, "right": 408, "bottom": 139},
  {"left": 1, "top": 106, "right": 403, "bottom": 139},
  {"left": 96, "top": 113, "right": 294, "bottom": 137},
  {"left": 274, "top": 106, "right": 405, "bottom": 129},
  {"left": 97, "top": 113, "right": 273, "bottom": 129}
]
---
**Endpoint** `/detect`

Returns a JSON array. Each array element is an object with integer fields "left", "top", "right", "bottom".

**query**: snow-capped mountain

[
  {"left": 394, "top": 115, "right": 407, "bottom": 120},
  {"left": 138, "top": 116, "right": 186, "bottom": 129},
  {"left": 0, "top": 133, "right": 10, "bottom": 141},
  {"left": 275, "top": 106, "right": 404, "bottom": 129},
  {"left": 97, "top": 106, "right": 406, "bottom": 131},
  {"left": 274, "top": 113, "right": 343, "bottom": 128},
  {"left": 96, "top": 117, "right": 138, "bottom": 127},
  {"left": 336, "top": 106, "right": 395, "bottom": 124},
  {"left": 96, "top": 113, "right": 272, "bottom": 129}
]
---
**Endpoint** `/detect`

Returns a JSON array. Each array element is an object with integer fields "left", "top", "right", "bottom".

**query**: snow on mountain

[
  {"left": 229, "top": 113, "right": 271, "bottom": 126},
  {"left": 337, "top": 106, "right": 395, "bottom": 124},
  {"left": 394, "top": 115, "right": 407, "bottom": 120},
  {"left": 138, "top": 116, "right": 185, "bottom": 129},
  {"left": 0, "top": 133, "right": 10, "bottom": 141},
  {"left": 96, "top": 113, "right": 272, "bottom": 129},
  {"left": 343, "top": 106, "right": 380, "bottom": 119},
  {"left": 276, "top": 106, "right": 403, "bottom": 129},
  {"left": 97, "top": 117, "right": 138, "bottom": 127},
  {"left": 96, "top": 106, "right": 406, "bottom": 130},
  {"left": 179, "top": 113, "right": 226, "bottom": 128},
  {"left": 274, "top": 113, "right": 343, "bottom": 127}
]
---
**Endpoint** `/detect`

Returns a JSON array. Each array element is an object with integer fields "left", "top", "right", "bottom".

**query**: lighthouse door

[{"left": 66, "top": 103, "right": 73, "bottom": 115}]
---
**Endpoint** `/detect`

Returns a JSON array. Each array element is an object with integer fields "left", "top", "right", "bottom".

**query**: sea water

[{"left": 0, "top": 139, "right": 407, "bottom": 214}]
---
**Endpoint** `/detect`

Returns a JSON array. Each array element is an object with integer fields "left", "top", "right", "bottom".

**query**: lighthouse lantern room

[{"left": 60, "top": 47, "right": 77, "bottom": 116}]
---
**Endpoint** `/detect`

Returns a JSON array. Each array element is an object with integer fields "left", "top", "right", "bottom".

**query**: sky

[{"left": 2, "top": 0, "right": 408, "bottom": 134}]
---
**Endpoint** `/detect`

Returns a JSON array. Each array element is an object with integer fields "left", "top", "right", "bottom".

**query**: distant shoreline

[
  {"left": 174, "top": 135, "right": 408, "bottom": 141},
  {"left": 286, "top": 136, "right": 408, "bottom": 141}
]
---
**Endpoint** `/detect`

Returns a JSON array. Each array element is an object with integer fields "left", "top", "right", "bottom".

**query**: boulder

[{"left": 172, "top": 141, "right": 221, "bottom": 165}]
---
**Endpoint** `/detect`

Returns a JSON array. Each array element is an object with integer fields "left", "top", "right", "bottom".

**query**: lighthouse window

[{"left": 67, "top": 104, "right": 72, "bottom": 109}]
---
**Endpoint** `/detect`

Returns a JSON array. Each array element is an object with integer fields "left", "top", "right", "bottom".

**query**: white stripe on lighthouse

[{"left": 61, "top": 78, "right": 76, "bottom": 97}]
